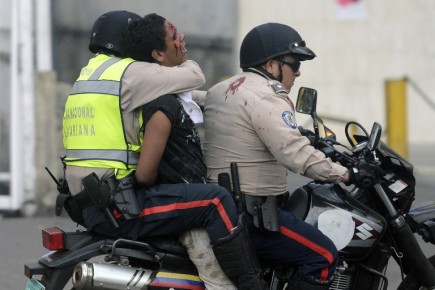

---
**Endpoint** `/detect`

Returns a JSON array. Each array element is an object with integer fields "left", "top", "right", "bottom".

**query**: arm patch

[{"left": 282, "top": 111, "right": 297, "bottom": 129}]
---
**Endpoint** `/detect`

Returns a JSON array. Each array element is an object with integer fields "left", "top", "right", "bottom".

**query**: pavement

[{"left": 409, "top": 144, "right": 435, "bottom": 176}]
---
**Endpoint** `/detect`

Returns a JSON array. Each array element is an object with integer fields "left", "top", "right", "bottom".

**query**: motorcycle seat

[
  {"left": 281, "top": 187, "right": 310, "bottom": 220},
  {"left": 143, "top": 236, "right": 188, "bottom": 255}
]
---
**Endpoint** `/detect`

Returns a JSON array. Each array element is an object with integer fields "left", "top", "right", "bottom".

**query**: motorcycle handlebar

[{"left": 316, "top": 139, "right": 357, "bottom": 168}]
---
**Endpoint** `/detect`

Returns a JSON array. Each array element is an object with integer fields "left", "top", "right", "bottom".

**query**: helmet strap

[
  {"left": 276, "top": 62, "right": 284, "bottom": 83},
  {"left": 244, "top": 66, "right": 280, "bottom": 83}
]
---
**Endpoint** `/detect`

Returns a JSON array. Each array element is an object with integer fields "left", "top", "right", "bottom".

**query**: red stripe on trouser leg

[
  {"left": 280, "top": 226, "right": 334, "bottom": 281},
  {"left": 140, "top": 198, "right": 235, "bottom": 233},
  {"left": 320, "top": 267, "right": 329, "bottom": 281},
  {"left": 210, "top": 197, "right": 235, "bottom": 232}
]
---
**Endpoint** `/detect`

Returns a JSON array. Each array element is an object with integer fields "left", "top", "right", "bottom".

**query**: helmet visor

[{"left": 289, "top": 41, "right": 316, "bottom": 61}]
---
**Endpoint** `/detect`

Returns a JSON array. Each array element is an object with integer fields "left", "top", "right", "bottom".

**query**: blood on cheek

[
  {"left": 173, "top": 40, "right": 180, "bottom": 57},
  {"left": 168, "top": 22, "right": 180, "bottom": 55}
]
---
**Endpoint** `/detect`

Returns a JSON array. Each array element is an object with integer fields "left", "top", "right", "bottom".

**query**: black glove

[
  {"left": 298, "top": 126, "right": 316, "bottom": 146},
  {"left": 348, "top": 161, "right": 378, "bottom": 188}
]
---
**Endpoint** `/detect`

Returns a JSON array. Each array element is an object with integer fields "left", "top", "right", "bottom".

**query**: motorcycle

[{"left": 24, "top": 87, "right": 435, "bottom": 290}]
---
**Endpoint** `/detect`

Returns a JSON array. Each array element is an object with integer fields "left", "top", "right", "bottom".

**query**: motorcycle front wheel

[{"left": 397, "top": 255, "right": 435, "bottom": 290}]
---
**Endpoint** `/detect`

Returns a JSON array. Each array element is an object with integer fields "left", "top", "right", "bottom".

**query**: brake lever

[{"left": 316, "top": 138, "right": 357, "bottom": 168}]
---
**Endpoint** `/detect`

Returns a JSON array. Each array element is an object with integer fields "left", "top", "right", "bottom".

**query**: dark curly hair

[{"left": 122, "top": 13, "right": 167, "bottom": 62}]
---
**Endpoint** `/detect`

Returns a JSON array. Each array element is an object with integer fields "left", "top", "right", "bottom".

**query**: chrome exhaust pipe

[{"left": 72, "top": 261, "right": 153, "bottom": 290}]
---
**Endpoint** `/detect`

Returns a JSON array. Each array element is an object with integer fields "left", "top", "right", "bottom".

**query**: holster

[
  {"left": 55, "top": 192, "right": 86, "bottom": 226},
  {"left": 245, "top": 194, "right": 280, "bottom": 232},
  {"left": 216, "top": 169, "right": 281, "bottom": 233},
  {"left": 50, "top": 158, "right": 88, "bottom": 225},
  {"left": 54, "top": 178, "right": 90, "bottom": 226},
  {"left": 56, "top": 173, "right": 141, "bottom": 228},
  {"left": 112, "top": 174, "right": 141, "bottom": 220},
  {"left": 82, "top": 173, "right": 141, "bottom": 220}
]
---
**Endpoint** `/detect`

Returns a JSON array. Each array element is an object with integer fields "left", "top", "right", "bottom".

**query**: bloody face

[{"left": 159, "top": 20, "right": 187, "bottom": 67}]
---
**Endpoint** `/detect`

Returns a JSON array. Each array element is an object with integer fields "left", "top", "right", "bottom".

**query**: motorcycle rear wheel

[{"left": 396, "top": 255, "right": 435, "bottom": 290}]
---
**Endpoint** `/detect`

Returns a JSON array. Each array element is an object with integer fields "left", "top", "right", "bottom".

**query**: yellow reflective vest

[{"left": 63, "top": 54, "right": 141, "bottom": 178}]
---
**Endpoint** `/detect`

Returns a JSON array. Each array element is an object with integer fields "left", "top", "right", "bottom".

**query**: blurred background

[{"left": 0, "top": 0, "right": 434, "bottom": 216}]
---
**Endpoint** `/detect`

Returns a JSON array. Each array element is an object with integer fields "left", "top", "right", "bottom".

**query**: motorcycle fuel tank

[{"left": 303, "top": 182, "right": 387, "bottom": 260}]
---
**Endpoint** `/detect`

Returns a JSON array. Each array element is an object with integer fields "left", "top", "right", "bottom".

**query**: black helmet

[
  {"left": 89, "top": 10, "right": 141, "bottom": 55},
  {"left": 240, "top": 23, "right": 316, "bottom": 69}
]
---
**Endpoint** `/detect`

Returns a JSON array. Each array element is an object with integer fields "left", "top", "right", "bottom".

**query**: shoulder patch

[
  {"left": 282, "top": 111, "right": 297, "bottom": 129},
  {"left": 268, "top": 80, "right": 289, "bottom": 95}
]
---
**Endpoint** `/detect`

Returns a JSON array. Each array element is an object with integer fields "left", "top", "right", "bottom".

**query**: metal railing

[
  {"left": 385, "top": 77, "right": 435, "bottom": 159},
  {"left": 406, "top": 77, "right": 435, "bottom": 111}
]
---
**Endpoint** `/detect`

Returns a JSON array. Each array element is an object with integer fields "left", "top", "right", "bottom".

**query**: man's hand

[
  {"left": 347, "top": 161, "right": 378, "bottom": 188},
  {"left": 298, "top": 126, "right": 316, "bottom": 146}
]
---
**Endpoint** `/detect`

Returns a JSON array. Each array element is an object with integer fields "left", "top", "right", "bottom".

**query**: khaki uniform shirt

[
  {"left": 203, "top": 71, "right": 347, "bottom": 196},
  {"left": 66, "top": 58, "right": 205, "bottom": 194}
]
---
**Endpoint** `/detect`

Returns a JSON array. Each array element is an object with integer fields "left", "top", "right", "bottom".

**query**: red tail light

[
  {"left": 42, "top": 227, "right": 64, "bottom": 250},
  {"left": 24, "top": 264, "right": 32, "bottom": 278}
]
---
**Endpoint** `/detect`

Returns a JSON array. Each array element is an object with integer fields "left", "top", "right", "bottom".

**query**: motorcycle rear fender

[
  {"left": 25, "top": 262, "right": 75, "bottom": 289},
  {"left": 38, "top": 239, "right": 109, "bottom": 268},
  {"left": 24, "top": 232, "right": 98, "bottom": 280},
  {"left": 38, "top": 231, "right": 163, "bottom": 269}
]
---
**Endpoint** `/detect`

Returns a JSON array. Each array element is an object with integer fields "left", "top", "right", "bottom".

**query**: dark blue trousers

[
  {"left": 89, "top": 183, "right": 238, "bottom": 244},
  {"left": 247, "top": 209, "right": 338, "bottom": 283}
]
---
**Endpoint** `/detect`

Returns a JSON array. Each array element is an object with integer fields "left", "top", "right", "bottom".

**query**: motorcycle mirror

[
  {"left": 296, "top": 87, "right": 317, "bottom": 116},
  {"left": 367, "top": 122, "right": 382, "bottom": 151},
  {"left": 296, "top": 87, "right": 320, "bottom": 139}
]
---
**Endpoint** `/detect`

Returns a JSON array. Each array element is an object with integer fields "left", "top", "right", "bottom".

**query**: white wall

[{"left": 237, "top": 0, "right": 435, "bottom": 145}]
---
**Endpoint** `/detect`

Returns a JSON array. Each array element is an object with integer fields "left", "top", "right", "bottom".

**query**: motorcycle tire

[{"left": 396, "top": 255, "right": 435, "bottom": 290}]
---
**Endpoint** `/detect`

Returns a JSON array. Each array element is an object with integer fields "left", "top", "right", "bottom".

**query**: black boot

[
  {"left": 286, "top": 271, "right": 331, "bottom": 290},
  {"left": 212, "top": 215, "right": 268, "bottom": 290}
]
